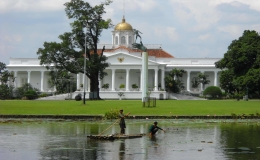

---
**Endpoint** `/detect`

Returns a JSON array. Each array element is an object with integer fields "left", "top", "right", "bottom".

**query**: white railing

[{"left": 97, "top": 44, "right": 162, "bottom": 49}]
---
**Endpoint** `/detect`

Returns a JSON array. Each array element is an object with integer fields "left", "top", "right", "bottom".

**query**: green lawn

[{"left": 0, "top": 100, "right": 259, "bottom": 116}]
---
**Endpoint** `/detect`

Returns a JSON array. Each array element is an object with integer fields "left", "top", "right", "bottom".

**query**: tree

[
  {"left": 47, "top": 68, "right": 76, "bottom": 94},
  {"left": 203, "top": 86, "right": 222, "bottom": 99},
  {"left": 0, "top": 62, "right": 14, "bottom": 84},
  {"left": 37, "top": 0, "right": 113, "bottom": 100},
  {"left": 165, "top": 68, "right": 185, "bottom": 93},
  {"left": 0, "top": 62, "right": 15, "bottom": 99},
  {"left": 191, "top": 77, "right": 200, "bottom": 88},
  {"left": 198, "top": 73, "right": 210, "bottom": 90},
  {"left": 215, "top": 30, "right": 260, "bottom": 97}
]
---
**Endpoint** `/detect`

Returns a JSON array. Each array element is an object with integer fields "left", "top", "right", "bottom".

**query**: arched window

[
  {"left": 115, "top": 36, "right": 118, "bottom": 45},
  {"left": 121, "top": 36, "right": 126, "bottom": 44},
  {"left": 129, "top": 36, "right": 132, "bottom": 44}
]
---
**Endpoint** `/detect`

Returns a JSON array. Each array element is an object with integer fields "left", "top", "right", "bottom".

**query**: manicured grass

[{"left": 0, "top": 100, "right": 260, "bottom": 116}]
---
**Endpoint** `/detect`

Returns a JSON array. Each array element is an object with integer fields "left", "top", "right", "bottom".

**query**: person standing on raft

[
  {"left": 119, "top": 109, "right": 130, "bottom": 134},
  {"left": 149, "top": 121, "right": 165, "bottom": 136}
]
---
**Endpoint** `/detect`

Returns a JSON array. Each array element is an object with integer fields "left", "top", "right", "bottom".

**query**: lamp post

[{"left": 83, "top": 23, "right": 88, "bottom": 105}]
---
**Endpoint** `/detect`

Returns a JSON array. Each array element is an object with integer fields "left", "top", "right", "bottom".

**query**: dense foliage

[
  {"left": 165, "top": 69, "right": 185, "bottom": 93},
  {"left": 203, "top": 86, "right": 222, "bottom": 99},
  {"left": 37, "top": 0, "right": 113, "bottom": 99},
  {"left": 215, "top": 30, "right": 260, "bottom": 98},
  {"left": 47, "top": 69, "right": 76, "bottom": 94},
  {"left": 104, "top": 109, "right": 119, "bottom": 120},
  {"left": 191, "top": 77, "right": 200, "bottom": 88},
  {"left": 14, "top": 83, "right": 39, "bottom": 99},
  {"left": 198, "top": 73, "right": 210, "bottom": 90},
  {"left": 24, "top": 90, "right": 38, "bottom": 100},
  {"left": 0, "top": 62, "right": 15, "bottom": 99}
]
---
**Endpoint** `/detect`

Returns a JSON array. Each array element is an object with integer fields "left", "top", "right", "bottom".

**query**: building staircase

[{"left": 36, "top": 93, "right": 71, "bottom": 100}]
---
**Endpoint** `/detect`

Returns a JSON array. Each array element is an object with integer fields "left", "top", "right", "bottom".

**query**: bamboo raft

[{"left": 87, "top": 133, "right": 147, "bottom": 140}]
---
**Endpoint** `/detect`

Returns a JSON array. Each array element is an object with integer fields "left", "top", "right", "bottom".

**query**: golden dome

[{"left": 114, "top": 16, "right": 133, "bottom": 31}]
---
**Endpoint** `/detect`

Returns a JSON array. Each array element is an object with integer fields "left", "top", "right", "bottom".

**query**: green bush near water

[{"left": 104, "top": 109, "right": 119, "bottom": 120}]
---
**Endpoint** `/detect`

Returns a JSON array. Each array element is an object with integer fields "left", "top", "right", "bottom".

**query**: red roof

[{"left": 96, "top": 46, "right": 174, "bottom": 58}]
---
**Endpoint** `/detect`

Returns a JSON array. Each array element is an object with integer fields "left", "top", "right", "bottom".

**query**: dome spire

[
  {"left": 122, "top": 15, "right": 125, "bottom": 23},
  {"left": 114, "top": 15, "right": 133, "bottom": 31}
]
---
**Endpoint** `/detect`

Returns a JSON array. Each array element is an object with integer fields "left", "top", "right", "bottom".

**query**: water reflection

[
  {"left": 119, "top": 140, "right": 125, "bottom": 160},
  {"left": 0, "top": 119, "right": 260, "bottom": 160}
]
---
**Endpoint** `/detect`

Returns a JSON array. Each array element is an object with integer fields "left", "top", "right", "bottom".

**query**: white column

[
  {"left": 99, "top": 76, "right": 102, "bottom": 90},
  {"left": 142, "top": 52, "right": 148, "bottom": 102},
  {"left": 214, "top": 71, "right": 218, "bottom": 86},
  {"left": 126, "top": 34, "right": 129, "bottom": 45},
  {"left": 201, "top": 71, "right": 204, "bottom": 91},
  {"left": 82, "top": 73, "right": 89, "bottom": 92},
  {"left": 82, "top": 74, "right": 84, "bottom": 91},
  {"left": 140, "top": 69, "right": 142, "bottom": 91},
  {"left": 77, "top": 74, "right": 80, "bottom": 90},
  {"left": 154, "top": 69, "right": 158, "bottom": 91},
  {"left": 126, "top": 69, "right": 130, "bottom": 91},
  {"left": 112, "top": 69, "right": 115, "bottom": 91},
  {"left": 87, "top": 77, "right": 90, "bottom": 92},
  {"left": 186, "top": 71, "right": 190, "bottom": 91},
  {"left": 161, "top": 69, "right": 165, "bottom": 89},
  {"left": 27, "top": 71, "right": 31, "bottom": 84},
  {"left": 118, "top": 33, "right": 121, "bottom": 45},
  {"left": 112, "top": 33, "right": 114, "bottom": 46},
  {"left": 14, "top": 71, "right": 17, "bottom": 88},
  {"left": 40, "top": 71, "right": 44, "bottom": 91},
  {"left": 7, "top": 76, "right": 10, "bottom": 87}
]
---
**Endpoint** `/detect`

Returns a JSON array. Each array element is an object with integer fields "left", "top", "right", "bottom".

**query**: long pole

[
  {"left": 98, "top": 112, "right": 130, "bottom": 136},
  {"left": 83, "top": 24, "right": 87, "bottom": 104}
]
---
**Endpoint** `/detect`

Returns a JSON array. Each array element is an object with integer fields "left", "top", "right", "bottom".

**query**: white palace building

[{"left": 7, "top": 17, "right": 222, "bottom": 100}]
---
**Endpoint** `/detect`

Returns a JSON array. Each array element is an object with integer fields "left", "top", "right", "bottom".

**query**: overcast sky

[{"left": 1, "top": 0, "right": 260, "bottom": 64}]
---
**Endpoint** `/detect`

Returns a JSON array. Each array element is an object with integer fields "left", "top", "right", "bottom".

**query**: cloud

[
  {"left": 170, "top": 0, "right": 220, "bottom": 26},
  {"left": 0, "top": 0, "right": 67, "bottom": 13},
  {"left": 212, "top": 0, "right": 260, "bottom": 12},
  {"left": 153, "top": 26, "right": 179, "bottom": 42},
  {"left": 125, "top": 0, "right": 157, "bottom": 12},
  {"left": 198, "top": 34, "right": 211, "bottom": 41},
  {"left": 217, "top": 25, "right": 242, "bottom": 37}
]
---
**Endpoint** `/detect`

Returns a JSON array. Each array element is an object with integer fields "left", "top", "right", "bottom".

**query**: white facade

[{"left": 6, "top": 18, "right": 222, "bottom": 100}]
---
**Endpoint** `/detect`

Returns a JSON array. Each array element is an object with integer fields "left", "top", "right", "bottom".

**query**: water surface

[{"left": 1, "top": 119, "right": 260, "bottom": 160}]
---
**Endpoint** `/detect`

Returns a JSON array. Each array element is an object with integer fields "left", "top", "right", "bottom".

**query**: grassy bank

[{"left": 0, "top": 100, "right": 260, "bottom": 116}]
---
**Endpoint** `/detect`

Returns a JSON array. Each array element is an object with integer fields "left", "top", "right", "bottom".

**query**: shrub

[
  {"left": 132, "top": 84, "right": 138, "bottom": 89},
  {"left": 104, "top": 109, "right": 119, "bottom": 120},
  {"left": 22, "top": 97, "right": 28, "bottom": 100},
  {"left": 24, "top": 90, "right": 38, "bottom": 100},
  {"left": 75, "top": 93, "right": 82, "bottom": 101},
  {"left": 0, "top": 84, "right": 14, "bottom": 99},
  {"left": 14, "top": 83, "right": 39, "bottom": 99},
  {"left": 102, "top": 83, "right": 109, "bottom": 89},
  {"left": 39, "top": 93, "right": 47, "bottom": 98},
  {"left": 203, "top": 86, "right": 222, "bottom": 99},
  {"left": 119, "top": 84, "right": 125, "bottom": 89}
]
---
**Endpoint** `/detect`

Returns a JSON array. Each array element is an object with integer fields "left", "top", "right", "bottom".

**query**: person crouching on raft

[{"left": 149, "top": 121, "right": 165, "bottom": 136}]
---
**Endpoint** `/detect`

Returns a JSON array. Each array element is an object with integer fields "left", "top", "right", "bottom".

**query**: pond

[{"left": 0, "top": 119, "right": 260, "bottom": 160}]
